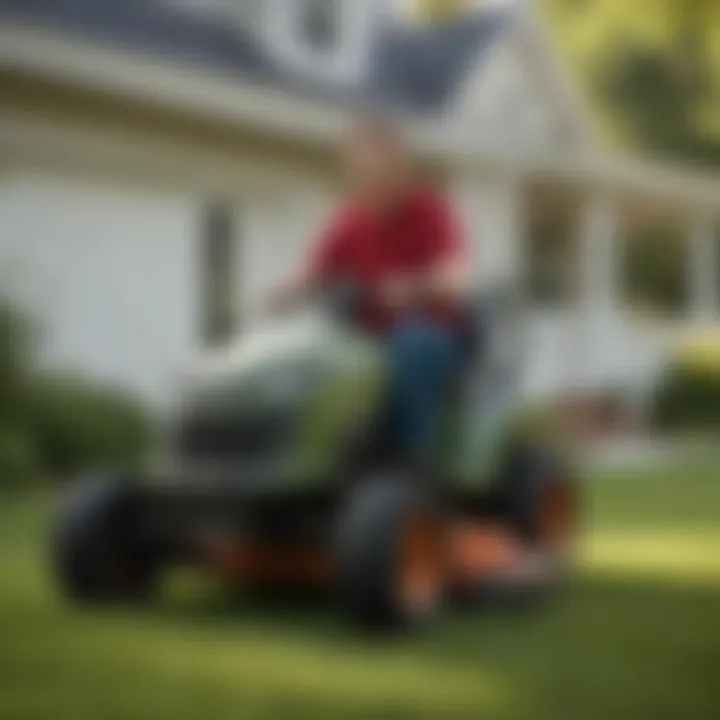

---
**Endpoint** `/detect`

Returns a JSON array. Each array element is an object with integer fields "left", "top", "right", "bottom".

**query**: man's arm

[
  {"left": 265, "top": 268, "right": 318, "bottom": 314},
  {"left": 266, "top": 209, "right": 347, "bottom": 314}
]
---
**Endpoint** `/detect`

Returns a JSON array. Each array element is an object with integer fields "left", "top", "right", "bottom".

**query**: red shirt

[{"left": 310, "top": 187, "right": 465, "bottom": 331}]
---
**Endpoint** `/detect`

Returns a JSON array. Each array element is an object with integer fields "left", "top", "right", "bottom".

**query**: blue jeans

[{"left": 385, "top": 319, "right": 461, "bottom": 460}]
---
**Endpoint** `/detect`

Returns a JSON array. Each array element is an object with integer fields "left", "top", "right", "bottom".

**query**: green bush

[
  {"left": 0, "top": 425, "right": 38, "bottom": 491},
  {"left": 652, "top": 363, "right": 720, "bottom": 432},
  {"left": 0, "top": 300, "right": 35, "bottom": 423},
  {"left": 0, "top": 301, "right": 37, "bottom": 489},
  {"left": 28, "top": 374, "right": 153, "bottom": 478},
  {"left": 1, "top": 298, "right": 154, "bottom": 486}
]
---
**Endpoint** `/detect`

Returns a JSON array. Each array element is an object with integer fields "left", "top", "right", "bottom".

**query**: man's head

[{"left": 344, "top": 116, "right": 413, "bottom": 204}]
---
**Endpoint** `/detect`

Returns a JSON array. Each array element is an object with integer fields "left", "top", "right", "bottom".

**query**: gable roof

[
  {"left": 371, "top": 12, "right": 508, "bottom": 113},
  {"left": 0, "top": 0, "right": 509, "bottom": 115}
]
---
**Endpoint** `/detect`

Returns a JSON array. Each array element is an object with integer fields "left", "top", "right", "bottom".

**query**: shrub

[
  {"left": 0, "top": 425, "right": 38, "bottom": 491},
  {"left": 0, "top": 301, "right": 38, "bottom": 489},
  {"left": 28, "top": 374, "right": 154, "bottom": 478},
  {"left": 0, "top": 298, "right": 154, "bottom": 486},
  {"left": 0, "top": 300, "right": 35, "bottom": 423},
  {"left": 652, "top": 334, "right": 720, "bottom": 432}
]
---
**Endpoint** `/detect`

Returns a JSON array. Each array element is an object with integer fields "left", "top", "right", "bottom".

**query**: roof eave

[{"left": 0, "top": 17, "right": 717, "bottom": 211}]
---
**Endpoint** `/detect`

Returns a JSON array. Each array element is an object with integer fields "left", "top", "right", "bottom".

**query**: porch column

[
  {"left": 452, "top": 173, "right": 524, "bottom": 287},
  {"left": 576, "top": 192, "right": 621, "bottom": 388},
  {"left": 578, "top": 192, "right": 619, "bottom": 314},
  {"left": 688, "top": 213, "right": 719, "bottom": 323}
]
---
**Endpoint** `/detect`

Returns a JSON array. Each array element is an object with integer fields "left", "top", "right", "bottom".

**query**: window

[
  {"left": 262, "top": 0, "right": 371, "bottom": 85},
  {"left": 525, "top": 216, "right": 576, "bottom": 307},
  {"left": 300, "top": 0, "right": 340, "bottom": 53},
  {"left": 622, "top": 228, "right": 688, "bottom": 317},
  {"left": 200, "top": 202, "right": 238, "bottom": 345}
]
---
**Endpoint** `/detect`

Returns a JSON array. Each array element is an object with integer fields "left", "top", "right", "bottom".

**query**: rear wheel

[
  {"left": 334, "top": 477, "right": 446, "bottom": 631},
  {"left": 52, "top": 475, "right": 160, "bottom": 603}
]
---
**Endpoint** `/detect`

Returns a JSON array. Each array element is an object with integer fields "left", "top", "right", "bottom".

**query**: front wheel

[
  {"left": 505, "top": 448, "right": 579, "bottom": 543},
  {"left": 500, "top": 446, "right": 581, "bottom": 585},
  {"left": 52, "top": 475, "right": 160, "bottom": 603},
  {"left": 334, "top": 477, "right": 447, "bottom": 632}
]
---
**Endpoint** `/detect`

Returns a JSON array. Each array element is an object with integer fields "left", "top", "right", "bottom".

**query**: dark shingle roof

[
  {"left": 0, "top": 0, "right": 509, "bottom": 115},
  {"left": 371, "top": 14, "right": 506, "bottom": 113}
]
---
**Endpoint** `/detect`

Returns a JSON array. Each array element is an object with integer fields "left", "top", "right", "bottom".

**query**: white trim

[
  {"left": 450, "top": 9, "right": 596, "bottom": 150},
  {"left": 0, "top": 18, "right": 351, "bottom": 145},
  {"left": 574, "top": 192, "right": 623, "bottom": 390},
  {"left": 0, "top": 18, "right": 718, "bottom": 209},
  {"left": 579, "top": 193, "right": 619, "bottom": 312},
  {"left": 0, "top": 112, "right": 333, "bottom": 199},
  {"left": 519, "top": 3, "right": 598, "bottom": 148}
]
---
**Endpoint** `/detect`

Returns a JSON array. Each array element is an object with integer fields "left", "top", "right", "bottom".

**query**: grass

[{"left": 1, "top": 460, "right": 719, "bottom": 719}]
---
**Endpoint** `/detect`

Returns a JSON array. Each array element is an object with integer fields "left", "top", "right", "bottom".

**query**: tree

[
  {"left": 540, "top": 0, "right": 720, "bottom": 166},
  {"left": 0, "top": 300, "right": 34, "bottom": 424},
  {"left": 412, "top": 0, "right": 472, "bottom": 24}
]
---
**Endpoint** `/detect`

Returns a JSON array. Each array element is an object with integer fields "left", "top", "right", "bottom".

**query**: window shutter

[{"left": 200, "top": 201, "right": 238, "bottom": 346}]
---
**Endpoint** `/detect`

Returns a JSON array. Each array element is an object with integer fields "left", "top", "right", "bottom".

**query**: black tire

[
  {"left": 500, "top": 445, "right": 580, "bottom": 547},
  {"left": 52, "top": 475, "right": 160, "bottom": 603},
  {"left": 334, "top": 477, "right": 446, "bottom": 632}
]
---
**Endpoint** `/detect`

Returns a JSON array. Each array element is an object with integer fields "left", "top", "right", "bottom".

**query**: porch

[{"left": 450, "top": 164, "right": 720, "bottom": 403}]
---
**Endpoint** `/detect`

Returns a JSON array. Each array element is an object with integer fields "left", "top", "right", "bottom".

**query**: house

[{"left": 0, "top": 0, "right": 718, "bottom": 405}]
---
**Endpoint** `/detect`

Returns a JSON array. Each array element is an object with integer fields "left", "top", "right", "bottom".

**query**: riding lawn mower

[{"left": 52, "top": 285, "right": 580, "bottom": 632}]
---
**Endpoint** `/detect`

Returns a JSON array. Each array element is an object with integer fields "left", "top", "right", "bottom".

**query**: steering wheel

[{"left": 320, "top": 278, "right": 368, "bottom": 325}]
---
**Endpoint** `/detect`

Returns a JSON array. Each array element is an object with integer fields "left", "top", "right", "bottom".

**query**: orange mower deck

[{"left": 202, "top": 520, "right": 543, "bottom": 594}]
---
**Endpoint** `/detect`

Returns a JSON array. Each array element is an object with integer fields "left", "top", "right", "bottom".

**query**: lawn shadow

[
  {"left": 136, "top": 570, "right": 720, "bottom": 720},
  {"left": 3, "top": 487, "right": 720, "bottom": 720},
  {"left": 143, "top": 579, "right": 349, "bottom": 642}
]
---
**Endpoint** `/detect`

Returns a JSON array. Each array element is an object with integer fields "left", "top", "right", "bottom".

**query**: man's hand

[
  {"left": 264, "top": 283, "right": 292, "bottom": 316},
  {"left": 377, "top": 275, "right": 417, "bottom": 311},
  {"left": 264, "top": 275, "right": 312, "bottom": 316},
  {"left": 376, "top": 260, "right": 469, "bottom": 312}
]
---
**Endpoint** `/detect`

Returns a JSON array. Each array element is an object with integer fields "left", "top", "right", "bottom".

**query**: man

[{"left": 270, "top": 118, "right": 471, "bottom": 464}]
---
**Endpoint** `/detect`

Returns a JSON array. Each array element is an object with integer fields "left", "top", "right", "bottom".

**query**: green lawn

[{"left": 1, "top": 461, "right": 719, "bottom": 720}]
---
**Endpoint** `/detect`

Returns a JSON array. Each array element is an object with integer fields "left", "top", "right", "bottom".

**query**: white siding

[
  {"left": 452, "top": 33, "right": 577, "bottom": 151},
  {"left": 0, "top": 174, "right": 197, "bottom": 403},
  {"left": 453, "top": 175, "right": 522, "bottom": 286},
  {"left": 240, "top": 185, "right": 332, "bottom": 320}
]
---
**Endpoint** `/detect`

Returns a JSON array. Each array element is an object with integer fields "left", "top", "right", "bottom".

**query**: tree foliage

[
  {"left": 0, "top": 299, "right": 152, "bottom": 488},
  {"left": 540, "top": 0, "right": 720, "bottom": 166}
]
